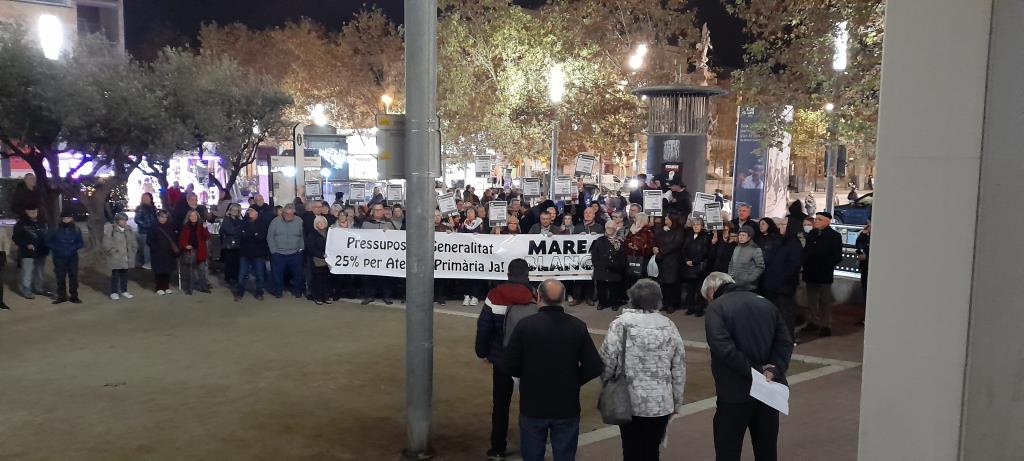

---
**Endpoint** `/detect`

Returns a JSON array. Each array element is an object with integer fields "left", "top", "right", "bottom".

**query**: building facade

[{"left": 0, "top": 0, "right": 124, "bottom": 54}]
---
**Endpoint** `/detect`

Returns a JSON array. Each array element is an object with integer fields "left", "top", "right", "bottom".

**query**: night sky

[{"left": 124, "top": 0, "right": 745, "bottom": 69}]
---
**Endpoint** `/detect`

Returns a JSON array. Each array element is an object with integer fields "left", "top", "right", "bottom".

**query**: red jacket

[
  {"left": 625, "top": 227, "right": 655, "bottom": 258},
  {"left": 178, "top": 222, "right": 211, "bottom": 262}
]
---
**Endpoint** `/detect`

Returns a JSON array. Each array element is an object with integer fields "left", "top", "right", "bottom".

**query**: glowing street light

[
  {"left": 282, "top": 166, "right": 296, "bottom": 177},
  {"left": 628, "top": 54, "right": 644, "bottom": 70},
  {"left": 311, "top": 103, "right": 328, "bottom": 126},
  {"left": 548, "top": 65, "right": 566, "bottom": 104},
  {"left": 636, "top": 43, "right": 648, "bottom": 57},
  {"left": 824, "top": 102, "right": 836, "bottom": 112},
  {"left": 381, "top": 94, "right": 394, "bottom": 114},
  {"left": 320, "top": 167, "right": 331, "bottom": 178},
  {"left": 37, "top": 15, "right": 64, "bottom": 60},
  {"left": 833, "top": 21, "right": 849, "bottom": 71}
]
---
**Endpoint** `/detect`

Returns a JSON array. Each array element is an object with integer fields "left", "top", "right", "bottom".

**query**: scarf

[
  {"left": 463, "top": 217, "right": 483, "bottom": 231},
  {"left": 630, "top": 213, "right": 648, "bottom": 234}
]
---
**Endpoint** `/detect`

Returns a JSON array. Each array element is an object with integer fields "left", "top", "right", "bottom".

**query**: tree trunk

[{"left": 82, "top": 180, "right": 116, "bottom": 251}]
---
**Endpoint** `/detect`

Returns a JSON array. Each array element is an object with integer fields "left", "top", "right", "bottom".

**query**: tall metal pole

[
  {"left": 549, "top": 119, "right": 559, "bottom": 198},
  {"left": 403, "top": 0, "right": 436, "bottom": 459},
  {"left": 824, "top": 73, "right": 844, "bottom": 216}
]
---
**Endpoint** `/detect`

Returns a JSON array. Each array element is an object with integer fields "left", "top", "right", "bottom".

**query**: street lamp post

[
  {"left": 825, "top": 21, "right": 849, "bottom": 216},
  {"left": 548, "top": 65, "right": 565, "bottom": 198}
]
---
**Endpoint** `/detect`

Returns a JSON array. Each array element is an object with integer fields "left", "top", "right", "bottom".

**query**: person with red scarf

[{"left": 178, "top": 210, "right": 211, "bottom": 294}]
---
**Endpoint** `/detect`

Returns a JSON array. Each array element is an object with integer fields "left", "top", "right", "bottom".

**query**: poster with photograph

[{"left": 438, "top": 192, "right": 459, "bottom": 218}]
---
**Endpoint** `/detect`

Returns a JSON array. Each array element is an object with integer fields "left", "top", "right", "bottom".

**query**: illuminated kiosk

[{"left": 633, "top": 85, "right": 727, "bottom": 194}]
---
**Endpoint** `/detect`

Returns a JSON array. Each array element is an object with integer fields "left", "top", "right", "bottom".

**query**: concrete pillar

[{"left": 859, "top": 1, "right": 1024, "bottom": 460}]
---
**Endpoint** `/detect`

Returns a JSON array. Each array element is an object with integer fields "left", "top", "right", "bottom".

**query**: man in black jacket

[
  {"left": 503, "top": 279, "right": 603, "bottom": 461},
  {"left": 801, "top": 212, "right": 845, "bottom": 337},
  {"left": 12, "top": 206, "right": 51, "bottom": 299},
  {"left": 703, "top": 272, "right": 793, "bottom": 461},
  {"left": 475, "top": 259, "right": 536, "bottom": 460},
  {"left": 628, "top": 174, "right": 648, "bottom": 205}
]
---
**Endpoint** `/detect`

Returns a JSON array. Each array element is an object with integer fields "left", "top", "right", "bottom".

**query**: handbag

[
  {"left": 598, "top": 325, "right": 633, "bottom": 425},
  {"left": 646, "top": 257, "right": 660, "bottom": 278},
  {"left": 626, "top": 255, "right": 644, "bottom": 277}
]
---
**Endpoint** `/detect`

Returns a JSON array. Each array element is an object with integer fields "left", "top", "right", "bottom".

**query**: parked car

[{"left": 834, "top": 192, "right": 873, "bottom": 225}]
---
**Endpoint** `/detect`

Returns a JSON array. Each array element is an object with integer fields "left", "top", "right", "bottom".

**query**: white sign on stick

[{"left": 643, "top": 189, "right": 664, "bottom": 216}]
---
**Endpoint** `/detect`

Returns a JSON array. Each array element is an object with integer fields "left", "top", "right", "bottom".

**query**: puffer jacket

[
  {"left": 728, "top": 241, "right": 765, "bottom": 291},
  {"left": 219, "top": 216, "right": 243, "bottom": 250},
  {"left": 45, "top": 223, "right": 84, "bottom": 259},
  {"left": 103, "top": 224, "right": 138, "bottom": 270},
  {"left": 600, "top": 309, "right": 687, "bottom": 417}
]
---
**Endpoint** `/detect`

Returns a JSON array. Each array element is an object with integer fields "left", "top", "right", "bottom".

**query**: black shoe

[
  {"left": 794, "top": 314, "right": 807, "bottom": 325},
  {"left": 694, "top": 312, "right": 705, "bottom": 317},
  {"left": 612, "top": 305, "right": 621, "bottom": 311},
  {"left": 70, "top": 297, "right": 82, "bottom": 304},
  {"left": 0, "top": 303, "right": 9, "bottom": 310},
  {"left": 361, "top": 298, "right": 373, "bottom": 305},
  {"left": 486, "top": 448, "right": 506, "bottom": 460},
  {"left": 315, "top": 300, "right": 324, "bottom": 306},
  {"left": 684, "top": 309, "right": 694, "bottom": 316},
  {"left": 255, "top": 294, "right": 264, "bottom": 301},
  {"left": 234, "top": 296, "right": 242, "bottom": 302},
  {"left": 383, "top": 298, "right": 394, "bottom": 305},
  {"left": 52, "top": 298, "right": 67, "bottom": 305},
  {"left": 802, "top": 322, "right": 821, "bottom": 333},
  {"left": 273, "top": 292, "right": 283, "bottom": 299},
  {"left": 819, "top": 327, "right": 832, "bottom": 337},
  {"left": 294, "top": 292, "right": 305, "bottom": 299},
  {"left": 596, "top": 304, "right": 609, "bottom": 310}
]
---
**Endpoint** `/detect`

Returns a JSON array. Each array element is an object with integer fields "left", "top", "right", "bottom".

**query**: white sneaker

[
  {"left": 142, "top": 264, "right": 151, "bottom": 270},
  {"left": 110, "top": 293, "right": 120, "bottom": 300},
  {"left": 121, "top": 292, "right": 134, "bottom": 299},
  {"left": 463, "top": 295, "right": 471, "bottom": 306},
  {"left": 470, "top": 297, "right": 479, "bottom": 306},
  {"left": 156, "top": 290, "right": 166, "bottom": 296},
  {"left": 164, "top": 289, "right": 174, "bottom": 294}
]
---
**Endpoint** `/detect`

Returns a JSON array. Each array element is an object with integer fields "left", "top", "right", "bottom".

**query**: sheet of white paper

[{"left": 750, "top": 368, "right": 790, "bottom": 415}]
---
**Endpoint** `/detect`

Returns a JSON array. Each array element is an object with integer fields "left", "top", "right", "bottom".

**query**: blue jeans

[
  {"left": 519, "top": 415, "right": 580, "bottom": 461},
  {"left": 20, "top": 256, "right": 47, "bottom": 296},
  {"left": 271, "top": 253, "right": 304, "bottom": 297},
  {"left": 236, "top": 256, "right": 266, "bottom": 297}
]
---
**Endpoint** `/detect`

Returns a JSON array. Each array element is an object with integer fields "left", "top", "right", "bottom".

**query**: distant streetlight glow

[
  {"left": 252, "top": 123, "right": 261, "bottom": 135},
  {"left": 636, "top": 43, "right": 648, "bottom": 57},
  {"left": 320, "top": 167, "right": 331, "bottom": 178},
  {"left": 825, "top": 102, "right": 835, "bottom": 112},
  {"left": 381, "top": 94, "right": 393, "bottom": 113},
  {"left": 832, "top": 21, "right": 849, "bottom": 71},
  {"left": 37, "top": 15, "right": 63, "bottom": 60},
  {"left": 311, "top": 103, "right": 328, "bottom": 126},
  {"left": 548, "top": 65, "right": 566, "bottom": 104},
  {"left": 628, "top": 54, "right": 644, "bottom": 70}
]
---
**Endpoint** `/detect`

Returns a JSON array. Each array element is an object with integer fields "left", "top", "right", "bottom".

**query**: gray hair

[
  {"left": 627, "top": 279, "right": 662, "bottom": 312},
  {"left": 538, "top": 279, "right": 565, "bottom": 304},
  {"left": 283, "top": 203, "right": 296, "bottom": 212},
  {"left": 313, "top": 215, "right": 328, "bottom": 229},
  {"left": 701, "top": 272, "right": 735, "bottom": 302}
]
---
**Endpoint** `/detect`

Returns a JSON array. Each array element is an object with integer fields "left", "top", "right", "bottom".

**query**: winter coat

[
  {"left": 705, "top": 283, "right": 793, "bottom": 403},
  {"left": 681, "top": 231, "right": 711, "bottom": 280},
  {"left": 240, "top": 218, "right": 271, "bottom": 259},
  {"left": 625, "top": 228, "right": 655, "bottom": 259},
  {"left": 178, "top": 222, "right": 211, "bottom": 263},
  {"left": 147, "top": 222, "right": 178, "bottom": 275},
  {"left": 45, "top": 223, "right": 84, "bottom": 259},
  {"left": 13, "top": 217, "right": 49, "bottom": 258},
  {"left": 134, "top": 204, "right": 158, "bottom": 234},
  {"left": 728, "top": 241, "right": 765, "bottom": 291},
  {"left": 528, "top": 223, "right": 561, "bottom": 235},
  {"left": 573, "top": 221, "right": 605, "bottom": 235},
  {"left": 756, "top": 234, "right": 782, "bottom": 268},
  {"left": 664, "top": 189, "right": 692, "bottom": 217},
  {"left": 172, "top": 204, "right": 210, "bottom": 231},
  {"left": 359, "top": 218, "right": 397, "bottom": 231},
  {"left": 802, "top": 226, "right": 844, "bottom": 284},
  {"left": 304, "top": 229, "right": 328, "bottom": 266},
  {"left": 475, "top": 282, "right": 536, "bottom": 364},
  {"left": 761, "top": 235, "right": 803, "bottom": 295},
  {"left": 591, "top": 236, "right": 626, "bottom": 282},
  {"left": 654, "top": 227, "right": 685, "bottom": 284},
  {"left": 103, "top": 224, "right": 138, "bottom": 270},
  {"left": 219, "top": 216, "right": 243, "bottom": 250},
  {"left": 11, "top": 183, "right": 44, "bottom": 218},
  {"left": 267, "top": 216, "right": 305, "bottom": 255},
  {"left": 711, "top": 238, "right": 737, "bottom": 274},
  {"left": 856, "top": 231, "right": 871, "bottom": 273},
  {"left": 600, "top": 309, "right": 686, "bottom": 417}
]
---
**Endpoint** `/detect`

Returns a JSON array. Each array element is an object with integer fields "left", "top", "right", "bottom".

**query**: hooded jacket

[
  {"left": 600, "top": 309, "right": 687, "bottom": 417},
  {"left": 475, "top": 282, "right": 536, "bottom": 365},
  {"left": 728, "top": 240, "right": 765, "bottom": 291}
]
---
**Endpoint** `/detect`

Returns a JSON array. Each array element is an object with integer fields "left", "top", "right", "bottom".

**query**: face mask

[{"left": 803, "top": 225, "right": 813, "bottom": 233}]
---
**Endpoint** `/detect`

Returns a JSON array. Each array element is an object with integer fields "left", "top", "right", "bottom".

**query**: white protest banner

[
  {"left": 349, "top": 183, "right": 366, "bottom": 202},
  {"left": 643, "top": 189, "right": 663, "bottom": 216},
  {"left": 489, "top": 200, "right": 508, "bottom": 227},
  {"left": 705, "top": 202, "right": 724, "bottom": 230},
  {"left": 554, "top": 176, "right": 573, "bottom": 199},
  {"left": 522, "top": 178, "right": 542, "bottom": 197},
  {"left": 692, "top": 192, "right": 717, "bottom": 218},
  {"left": 327, "top": 229, "right": 598, "bottom": 281},
  {"left": 387, "top": 184, "right": 404, "bottom": 202},
  {"left": 574, "top": 154, "right": 596, "bottom": 177},
  {"left": 475, "top": 155, "right": 491, "bottom": 177},
  {"left": 437, "top": 192, "right": 459, "bottom": 218}
]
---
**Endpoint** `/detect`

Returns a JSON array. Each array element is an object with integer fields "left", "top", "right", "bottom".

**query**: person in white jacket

[{"left": 600, "top": 278, "right": 686, "bottom": 460}]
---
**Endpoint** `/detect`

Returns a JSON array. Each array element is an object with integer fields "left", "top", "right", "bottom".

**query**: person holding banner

[
  {"left": 305, "top": 216, "right": 331, "bottom": 305},
  {"left": 653, "top": 212, "right": 686, "bottom": 313},
  {"left": 591, "top": 221, "right": 626, "bottom": 310},
  {"left": 458, "top": 207, "right": 487, "bottom": 306},
  {"left": 359, "top": 204, "right": 397, "bottom": 305}
]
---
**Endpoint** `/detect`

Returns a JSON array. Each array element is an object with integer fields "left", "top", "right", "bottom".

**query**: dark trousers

[
  {"left": 619, "top": 414, "right": 672, "bottom": 461},
  {"left": 332, "top": 273, "right": 357, "bottom": 299},
  {"left": 519, "top": 415, "right": 579, "bottom": 461},
  {"left": 660, "top": 282, "right": 682, "bottom": 309},
  {"left": 363, "top": 275, "right": 393, "bottom": 300},
  {"left": 237, "top": 256, "right": 266, "bottom": 297},
  {"left": 53, "top": 255, "right": 79, "bottom": 299},
  {"left": 683, "top": 278, "right": 704, "bottom": 312},
  {"left": 460, "top": 279, "right": 485, "bottom": 299},
  {"left": 110, "top": 269, "right": 128, "bottom": 294},
  {"left": 310, "top": 266, "right": 330, "bottom": 302},
  {"left": 764, "top": 291, "right": 797, "bottom": 340},
  {"left": 489, "top": 368, "right": 515, "bottom": 452},
  {"left": 271, "top": 253, "right": 304, "bottom": 296},
  {"left": 154, "top": 273, "right": 170, "bottom": 291},
  {"left": 713, "top": 399, "right": 779, "bottom": 461},
  {"left": 573, "top": 280, "right": 595, "bottom": 303},
  {"left": 222, "top": 248, "right": 240, "bottom": 283},
  {"left": 433, "top": 278, "right": 447, "bottom": 302},
  {"left": 595, "top": 280, "right": 621, "bottom": 308}
]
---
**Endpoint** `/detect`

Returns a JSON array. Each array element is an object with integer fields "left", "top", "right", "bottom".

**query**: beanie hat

[{"left": 739, "top": 225, "right": 756, "bottom": 237}]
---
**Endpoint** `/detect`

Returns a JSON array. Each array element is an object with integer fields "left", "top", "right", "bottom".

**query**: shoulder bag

[{"left": 598, "top": 324, "right": 633, "bottom": 425}]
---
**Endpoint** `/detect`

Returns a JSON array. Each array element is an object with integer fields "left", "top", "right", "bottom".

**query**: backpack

[{"left": 502, "top": 302, "right": 540, "bottom": 347}]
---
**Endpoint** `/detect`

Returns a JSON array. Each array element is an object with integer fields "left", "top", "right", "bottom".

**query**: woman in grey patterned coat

[{"left": 600, "top": 279, "right": 686, "bottom": 460}]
